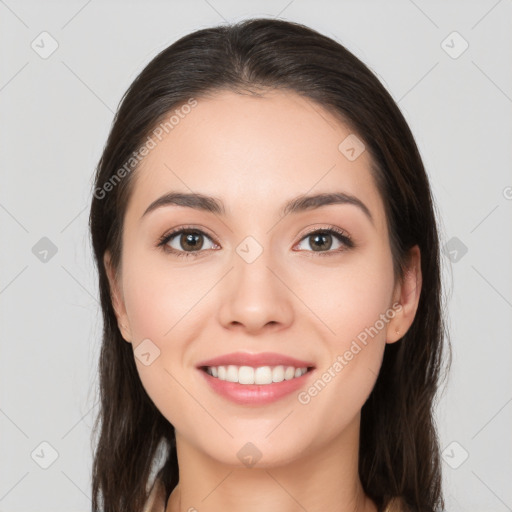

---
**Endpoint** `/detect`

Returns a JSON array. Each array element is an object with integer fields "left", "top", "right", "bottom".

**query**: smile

[
  {"left": 203, "top": 364, "right": 309, "bottom": 385},
  {"left": 198, "top": 366, "right": 315, "bottom": 405}
]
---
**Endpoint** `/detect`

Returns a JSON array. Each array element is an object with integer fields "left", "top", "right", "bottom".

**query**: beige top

[{"left": 142, "top": 477, "right": 407, "bottom": 512}]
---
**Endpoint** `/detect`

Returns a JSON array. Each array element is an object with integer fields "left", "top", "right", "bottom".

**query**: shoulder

[
  {"left": 142, "top": 476, "right": 168, "bottom": 512},
  {"left": 382, "top": 496, "right": 409, "bottom": 512}
]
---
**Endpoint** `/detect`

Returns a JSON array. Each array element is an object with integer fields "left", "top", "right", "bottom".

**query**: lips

[{"left": 196, "top": 351, "right": 315, "bottom": 369}]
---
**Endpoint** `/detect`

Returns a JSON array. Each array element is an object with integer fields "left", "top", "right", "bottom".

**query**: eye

[
  {"left": 157, "top": 224, "right": 354, "bottom": 259},
  {"left": 294, "top": 225, "right": 354, "bottom": 255},
  {"left": 157, "top": 227, "right": 218, "bottom": 258}
]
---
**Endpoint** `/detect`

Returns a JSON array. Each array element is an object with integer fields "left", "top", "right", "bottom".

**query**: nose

[{"left": 217, "top": 247, "right": 294, "bottom": 334}]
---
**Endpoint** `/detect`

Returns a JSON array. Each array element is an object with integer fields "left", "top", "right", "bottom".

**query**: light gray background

[{"left": 1, "top": 1, "right": 511, "bottom": 511}]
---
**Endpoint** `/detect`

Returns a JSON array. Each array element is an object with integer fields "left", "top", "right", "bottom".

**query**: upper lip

[{"left": 196, "top": 351, "right": 315, "bottom": 369}]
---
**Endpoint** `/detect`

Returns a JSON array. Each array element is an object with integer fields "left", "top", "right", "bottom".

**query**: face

[{"left": 105, "top": 89, "right": 420, "bottom": 468}]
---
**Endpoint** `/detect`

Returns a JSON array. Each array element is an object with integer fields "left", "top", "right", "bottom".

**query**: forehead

[{"left": 126, "top": 89, "right": 386, "bottom": 226}]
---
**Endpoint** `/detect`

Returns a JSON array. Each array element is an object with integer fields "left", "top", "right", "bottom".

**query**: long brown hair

[{"left": 89, "top": 18, "right": 451, "bottom": 512}]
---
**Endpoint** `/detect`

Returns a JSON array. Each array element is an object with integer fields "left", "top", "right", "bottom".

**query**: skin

[{"left": 104, "top": 89, "right": 422, "bottom": 512}]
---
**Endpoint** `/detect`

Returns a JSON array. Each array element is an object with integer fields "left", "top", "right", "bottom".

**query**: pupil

[
  {"left": 182, "top": 232, "right": 201, "bottom": 250},
  {"left": 312, "top": 233, "right": 332, "bottom": 251}
]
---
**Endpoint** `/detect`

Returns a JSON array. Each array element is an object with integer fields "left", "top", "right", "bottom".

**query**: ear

[
  {"left": 386, "top": 245, "right": 422, "bottom": 344},
  {"left": 103, "top": 250, "right": 133, "bottom": 343}
]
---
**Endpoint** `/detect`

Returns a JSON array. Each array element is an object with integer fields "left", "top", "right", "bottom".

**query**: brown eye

[
  {"left": 177, "top": 231, "right": 205, "bottom": 251},
  {"left": 308, "top": 232, "right": 333, "bottom": 251},
  {"left": 158, "top": 228, "right": 217, "bottom": 258},
  {"left": 295, "top": 227, "right": 353, "bottom": 254}
]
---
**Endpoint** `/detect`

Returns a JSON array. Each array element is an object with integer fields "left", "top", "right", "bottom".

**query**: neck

[{"left": 166, "top": 415, "right": 378, "bottom": 512}]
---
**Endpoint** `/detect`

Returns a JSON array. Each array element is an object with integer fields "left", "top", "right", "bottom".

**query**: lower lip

[{"left": 198, "top": 368, "right": 315, "bottom": 405}]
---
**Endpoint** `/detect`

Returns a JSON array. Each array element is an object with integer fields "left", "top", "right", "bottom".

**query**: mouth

[
  {"left": 196, "top": 352, "right": 316, "bottom": 405},
  {"left": 199, "top": 364, "right": 314, "bottom": 385}
]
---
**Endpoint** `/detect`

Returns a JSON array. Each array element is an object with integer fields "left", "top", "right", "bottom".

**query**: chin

[{"left": 198, "top": 433, "right": 313, "bottom": 470}]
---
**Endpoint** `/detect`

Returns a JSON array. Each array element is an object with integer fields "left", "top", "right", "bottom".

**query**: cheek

[
  {"left": 298, "top": 250, "right": 395, "bottom": 422},
  {"left": 119, "top": 249, "right": 212, "bottom": 401},
  {"left": 120, "top": 254, "right": 206, "bottom": 430},
  {"left": 305, "top": 249, "right": 395, "bottom": 345},
  {"left": 329, "top": 275, "right": 393, "bottom": 344},
  {"left": 121, "top": 250, "right": 205, "bottom": 342}
]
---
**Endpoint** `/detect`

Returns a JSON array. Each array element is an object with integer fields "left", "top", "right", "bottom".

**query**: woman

[{"left": 89, "top": 18, "right": 451, "bottom": 512}]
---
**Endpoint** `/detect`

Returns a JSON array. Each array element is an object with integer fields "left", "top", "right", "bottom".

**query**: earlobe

[
  {"left": 386, "top": 245, "right": 422, "bottom": 344},
  {"left": 103, "top": 251, "right": 132, "bottom": 343}
]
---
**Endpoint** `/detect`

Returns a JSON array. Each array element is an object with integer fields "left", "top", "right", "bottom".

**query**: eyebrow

[{"left": 141, "top": 191, "right": 373, "bottom": 224}]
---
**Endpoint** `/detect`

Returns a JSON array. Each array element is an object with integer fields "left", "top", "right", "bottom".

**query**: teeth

[
  {"left": 239, "top": 366, "right": 254, "bottom": 384},
  {"left": 284, "top": 366, "right": 296, "bottom": 380},
  {"left": 272, "top": 366, "right": 284, "bottom": 383},
  {"left": 205, "top": 365, "right": 309, "bottom": 385},
  {"left": 226, "top": 365, "right": 239, "bottom": 383}
]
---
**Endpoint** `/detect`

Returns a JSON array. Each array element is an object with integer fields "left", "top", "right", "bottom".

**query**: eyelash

[{"left": 156, "top": 224, "right": 354, "bottom": 259}]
